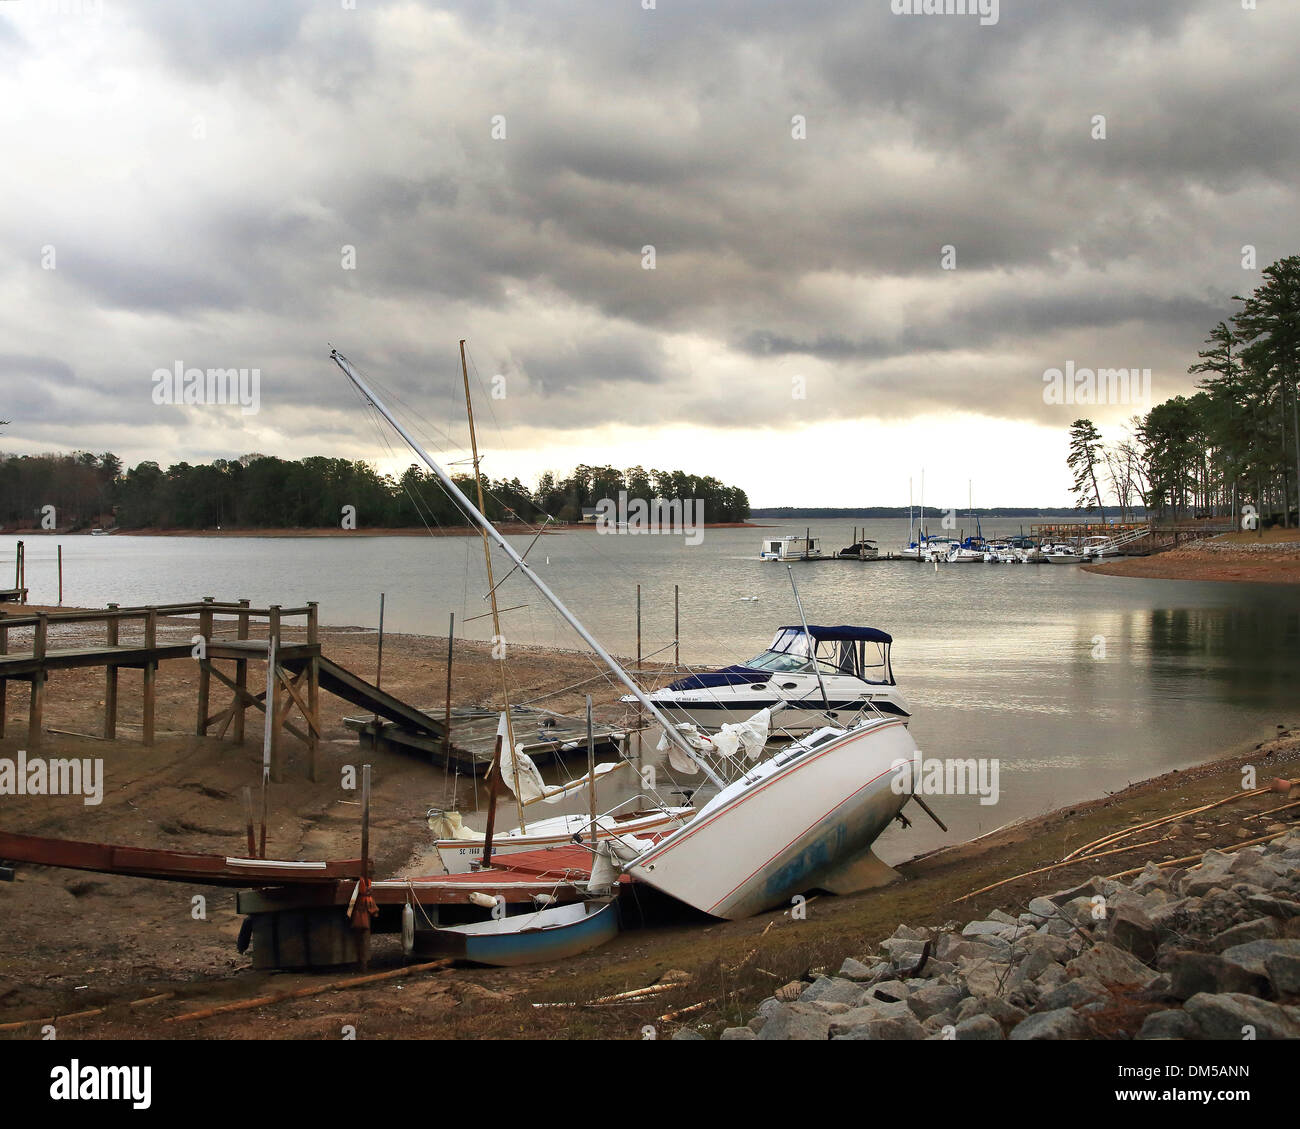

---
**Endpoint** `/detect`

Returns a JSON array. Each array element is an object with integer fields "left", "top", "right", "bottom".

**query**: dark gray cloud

[{"left": 1, "top": 0, "right": 1298, "bottom": 501}]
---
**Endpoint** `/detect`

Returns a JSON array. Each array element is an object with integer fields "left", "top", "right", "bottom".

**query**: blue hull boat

[{"left": 412, "top": 898, "right": 620, "bottom": 966}]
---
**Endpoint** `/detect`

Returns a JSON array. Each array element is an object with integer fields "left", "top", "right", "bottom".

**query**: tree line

[
  {"left": 0, "top": 453, "right": 751, "bottom": 530},
  {"left": 1066, "top": 255, "right": 1300, "bottom": 526}
]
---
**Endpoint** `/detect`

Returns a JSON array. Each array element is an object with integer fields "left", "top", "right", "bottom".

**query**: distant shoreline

[{"left": 7, "top": 521, "right": 764, "bottom": 539}]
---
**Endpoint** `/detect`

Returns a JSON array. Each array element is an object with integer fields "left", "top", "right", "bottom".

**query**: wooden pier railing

[{"left": 0, "top": 598, "right": 322, "bottom": 781}]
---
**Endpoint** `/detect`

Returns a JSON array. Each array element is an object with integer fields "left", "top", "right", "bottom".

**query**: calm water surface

[{"left": 4, "top": 519, "right": 1297, "bottom": 862}]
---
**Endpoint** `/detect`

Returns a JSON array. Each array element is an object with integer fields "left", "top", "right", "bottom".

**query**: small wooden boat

[{"left": 410, "top": 898, "right": 620, "bottom": 966}]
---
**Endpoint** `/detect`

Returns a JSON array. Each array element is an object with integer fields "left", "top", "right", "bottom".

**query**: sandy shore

[
  {"left": 1, "top": 611, "right": 1296, "bottom": 1039},
  {"left": 1084, "top": 530, "right": 1300, "bottom": 584}
]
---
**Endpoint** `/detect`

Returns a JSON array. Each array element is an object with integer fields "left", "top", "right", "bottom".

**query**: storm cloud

[{"left": 1, "top": 0, "right": 1296, "bottom": 503}]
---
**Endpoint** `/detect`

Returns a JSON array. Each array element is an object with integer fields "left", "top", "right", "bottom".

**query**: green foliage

[{"left": 0, "top": 452, "right": 750, "bottom": 530}]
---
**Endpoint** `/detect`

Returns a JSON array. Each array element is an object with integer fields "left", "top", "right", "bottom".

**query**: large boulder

[
  {"left": 1210, "top": 917, "right": 1279, "bottom": 952},
  {"left": 1135, "top": 1009, "right": 1202, "bottom": 1040},
  {"left": 954, "top": 1014, "right": 1004, "bottom": 1040},
  {"left": 756, "top": 1002, "right": 831, "bottom": 1040},
  {"left": 1183, "top": 992, "right": 1300, "bottom": 1040},
  {"left": 908, "top": 982, "right": 966, "bottom": 1021},
  {"left": 1164, "top": 951, "right": 1269, "bottom": 1001},
  {"left": 1107, "top": 903, "right": 1160, "bottom": 964},
  {"left": 1219, "top": 938, "right": 1300, "bottom": 979},
  {"left": 1009, "top": 1007, "right": 1089, "bottom": 1040},
  {"left": 1065, "top": 942, "right": 1157, "bottom": 988}
]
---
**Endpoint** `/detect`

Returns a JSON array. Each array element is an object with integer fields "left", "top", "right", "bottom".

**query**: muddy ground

[{"left": 1, "top": 609, "right": 1297, "bottom": 1040}]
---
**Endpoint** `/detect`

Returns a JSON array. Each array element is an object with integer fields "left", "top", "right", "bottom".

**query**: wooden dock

[{"left": 343, "top": 704, "right": 634, "bottom": 773}]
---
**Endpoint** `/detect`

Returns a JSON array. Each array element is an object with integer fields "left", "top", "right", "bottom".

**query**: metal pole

[
  {"left": 331, "top": 349, "right": 725, "bottom": 789},
  {"left": 636, "top": 584, "right": 641, "bottom": 672},
  {"left": 787, "top": 566, "right": 829, "bottom": 710},
  {"left": 442, "top": 612, "right": 454, "bottom": 772},
  {"left": 259, "top": 630, "right": 276, "bottom": 856},
  {"left": 674, "top": 584, "right": 679, "bottom": 667},
  {"left": 57, "top": 546, "right": 62, "bottom": 606},
  {"left": 376, "top": 592, "right": 385, "bottom": 689},
  {"left": 586, "top": 695, "right": 597, "bottom": 849}
]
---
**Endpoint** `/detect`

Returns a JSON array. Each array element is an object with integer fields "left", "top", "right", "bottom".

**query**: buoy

[{"left": 401, "top": 903, "right": 415, "bottom": 956}]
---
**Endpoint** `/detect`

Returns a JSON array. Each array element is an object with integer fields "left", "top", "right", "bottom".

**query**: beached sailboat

[{"left": 332, "top": 347, "right": 928, "bottom": 925}]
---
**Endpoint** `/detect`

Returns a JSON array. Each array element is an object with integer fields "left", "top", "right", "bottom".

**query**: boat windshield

[{"left": 744, "top": 649, "right": 839, "bottom": 675}]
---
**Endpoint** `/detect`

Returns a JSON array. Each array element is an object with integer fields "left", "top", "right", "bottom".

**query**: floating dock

[{"left": 343, "top": 704, "right": 634, "bottom": 773}]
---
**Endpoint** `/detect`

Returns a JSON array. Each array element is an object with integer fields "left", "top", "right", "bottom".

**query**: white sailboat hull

[{"left": 626, "top": 717, "right": 919, "bottom": 919}]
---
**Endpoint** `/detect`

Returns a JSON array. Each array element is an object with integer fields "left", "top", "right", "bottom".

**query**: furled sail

[
  {"left": 655, "top": 708, "right": 772, "bottom": 774},
  {"left": 498, "top": 741, "right": 625, "bottom": 805}
]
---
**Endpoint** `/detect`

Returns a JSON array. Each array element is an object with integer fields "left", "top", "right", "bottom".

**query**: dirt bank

[
  {"left": 1084, "top": 530, "right": 1300, "bottom": 584},
  {"left": 1, "top": 612, "right": 1296, "bottom": 1039}
]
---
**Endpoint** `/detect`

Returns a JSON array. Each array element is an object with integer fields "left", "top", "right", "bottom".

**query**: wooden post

[
  {"left": 104, "top": 604, "right": 118, "bottom": 739},
  {"left": 57, "top": 546, "right": 63, "bottom": 606},
  {"left": 0, "top": 611, "right": 7, "bottom": 739},
  {"left": 233, "top": 598, "right": 250, "bottom": 743},
  {"left": 480, "top": 723, "right": 504, "bottom": 870},
  {"left": 266, "top": 606, "right": 281, "bottom": 783},
  {"left": 28, "top": 613, "right": 46, "bottom": 748},
  {"left": 307, "top": 601, "right": 320, "bottom": 783},
  {"left": 373, "top": 593, "right": 384, "bottom": 748},
  {"left": 442, "top": 611, "right": 454, "bottom": 771},
  {"left": 142, "top": 609, "right": 157, "bottom": 746},
  {"left": 196, "top": 597, "right": 213, "bottom": 736},
  {"left": 242, "top": 786, "right": 256, "bottom": 858},
  {"left": 359, "top": 764, "right": 372, "bottom": 971}
]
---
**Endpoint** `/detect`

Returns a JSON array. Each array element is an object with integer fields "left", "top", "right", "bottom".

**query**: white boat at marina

[
  {"left": 1044, "top": 543, "right": 1084, "bottom": 563},
  {"left": 628, "top": 624, "right": 910, "bottom": 734},
  {"left": 760, "top": 534, "right": 822, "bottom": 561}
]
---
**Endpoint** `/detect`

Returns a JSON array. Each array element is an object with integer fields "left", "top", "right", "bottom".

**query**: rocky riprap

[{"left": 714, "top": 832, "right": 1300, "bottom": 1041}]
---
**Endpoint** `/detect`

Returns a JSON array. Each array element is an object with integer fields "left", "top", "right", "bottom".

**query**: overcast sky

[{"left": 2, "top": 0, "right": 1297, "bottom": 508}]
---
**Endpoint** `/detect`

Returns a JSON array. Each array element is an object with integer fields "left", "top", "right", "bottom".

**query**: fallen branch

[
  {"left": 953, "top": 835, "right": 1174, "bottom": 903},
  {"left": 1106, "top": 828, "right": 1292, "bottom": 880},
  {"left": 163, "top": 960, "right": 451, "bottom": 1024}
]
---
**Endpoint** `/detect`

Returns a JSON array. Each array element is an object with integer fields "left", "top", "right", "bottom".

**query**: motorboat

[
  {"left": 760, "top": 534, "right": 822, "bottom": 561},
  {"left": 628, "top": 624, "right": 909, "bottom": 734},
  {"left": 1044, "top": 543, "right": 1084, "bottom": 563},
  {"left": 837, "top": 539, "right": 879, "bottom": 560}
]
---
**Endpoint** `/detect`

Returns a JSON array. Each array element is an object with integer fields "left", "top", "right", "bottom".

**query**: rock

[
  {"left": 956, "top": 956, "right": 1014, "bottom": 998},
  {"left": 1219, "top": 938, "right": 1300, "bottom": 978},
  {"left": 879, "top": 938, "right": 927, "bottom": 965},
  {"left": 1019, "top": 933, "right": 1072, "bottom": 963},
  {"left": 961, "top": 920, "right": 1017, "bottom": 939},
  {"left": 955, "top": 1014, "right": 1004, "bottom": 1040},
  {"left": 800, "top": 976, "right": 866, "bottom": 1007},
  {"left": 1130, "top": 862, "right": 1170, "bottom": 893},
  {"left": 915, "top": 959, "right": 957, "bottom": 982},
  {"left": 1009, "top": 1007, "right": 1089, "bottom": 1040},
  {"left": 1136, "top": 1009, "right": 1201, "bottom": 1040},
  {"left": 1264, "top": 952, "right": 1300, "bottom": 996},
  {"left": 1046, "top": 879, "right": 1102, "bottom": 906},
  {"left": 850, "top": 1014, "right": 929, "bottom": 1040},
  {"left": 1035, "top": 963, "right": 1068, "bottom": 992},
  {"left": 720, "top": 1026, "right": 756, "bottom": 1040},
  {"left": 908, "top": 983, "right": 966, "bottom": 1021},
  {"left": 1184, "top": 992, "right": 1300, "bottom": 1040},
  {"left": 987, "top": 908, "right": 1020, "bottom": 925},
  {"left": 1247, "top": 894, "right": 1300, "bottom": 919},
  {"left": 1036, "top": 975, "right": 1109, "bottom": 1013},
  {"left": 1165, "top": 951, "right": 1268, "bottom": 1001},
  {"left": 1027, "top": 896, "right": 1059, "bottom": 920},
  {"left": 891, "top": 923, "right": 929, "bottom": 941},
  {"left": 867, "top": 980, "right": 910, "bottom": 1002},
  {"left": 756, "top": 1002, "right": 831, "bottom": 1040},
  {"left": 671, "top": 1028, "right": 705, "bottom": 1040},
  {"left": 1107, "top": 903, "right": 1160, "bottom": 964},
  {"left": 827, "top": 999, "right": 914, "bottom": 1037},
  {"left": 1210, "top": 917, "right": 1279, "bottom": 952},
  {"left": 1065, "top": 942, "right": 1156, "bottom": 988},
  {"left": 809, "top": 1001, "right": 852, "bottom": 1015},
  {"left": 774, "top": 981, "right": 804, "bottom": 1002},
  {"left": 937, "top": 936, "right": 1007, "bottom": 962},
  {"left": 838, "top": 957, "right": 876, "bottom": 982},
  {"left": 1016, "top": 948, "right": 1063, "bottom": 983}
]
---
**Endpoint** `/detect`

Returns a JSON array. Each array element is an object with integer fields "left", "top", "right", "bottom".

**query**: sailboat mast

[
  {"left": 459, "top": 340, "right": 527, "bottom": 844},
  {"left": 331, "top": 349, "right": 726, "bottom": 790}
]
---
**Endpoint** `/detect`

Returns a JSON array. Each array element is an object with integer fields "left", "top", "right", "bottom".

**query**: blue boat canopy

[
  {"left": 777, "top": 625, "right": 893, "bottom": 644},
  {"left": 666, "top": 666, "right": 770, "bottom": 692}
]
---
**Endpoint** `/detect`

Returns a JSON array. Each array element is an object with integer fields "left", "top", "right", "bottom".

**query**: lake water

[{"left": 4, "top": 519, "right": 1298, "bottom": 863}]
